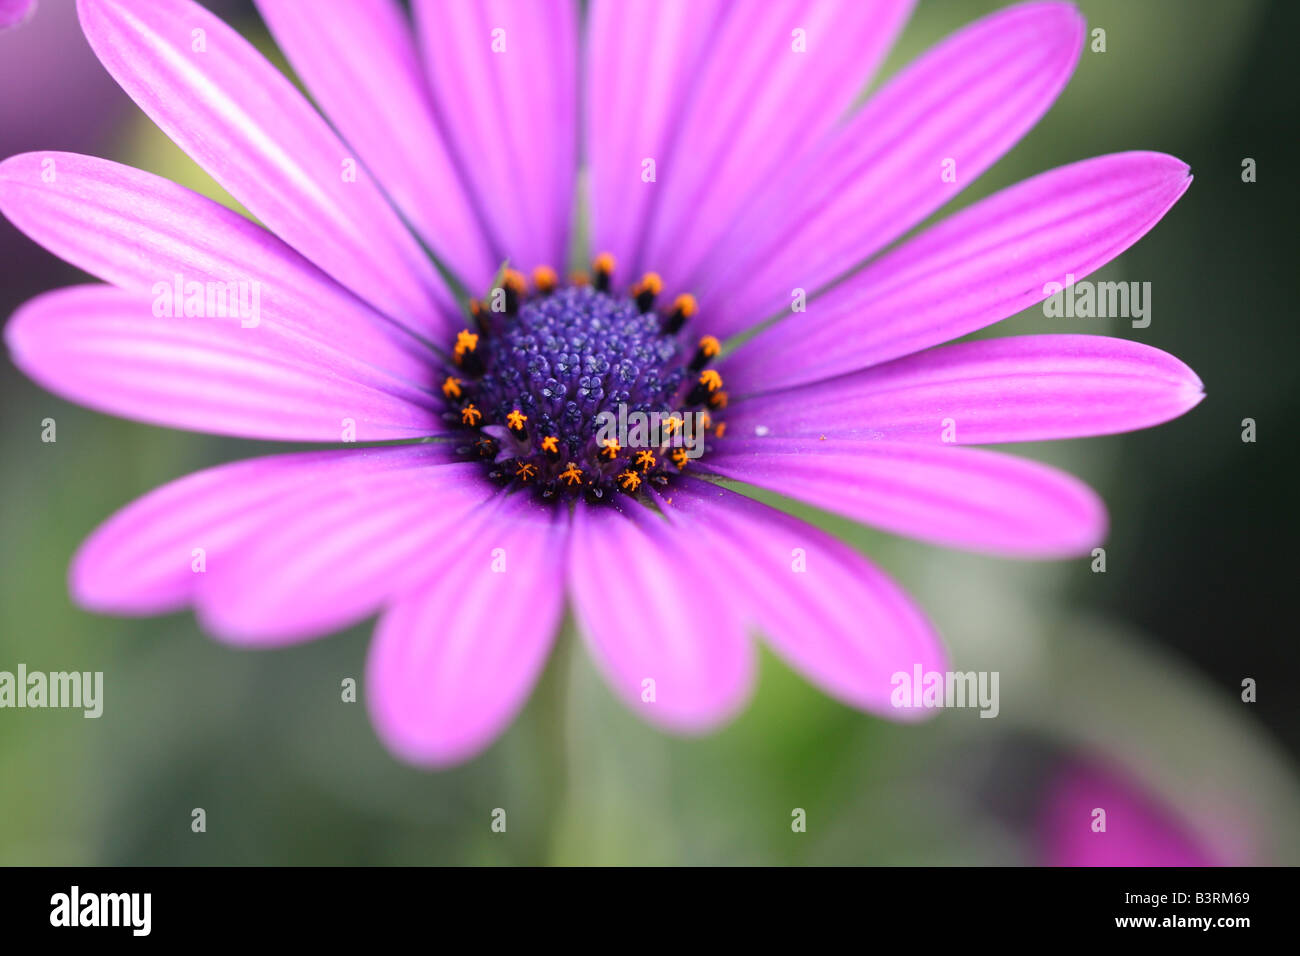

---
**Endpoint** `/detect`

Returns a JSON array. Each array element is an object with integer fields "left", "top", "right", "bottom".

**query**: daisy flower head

[{"left": 0, "top": 0, "right": 1203, "bottom": 767}]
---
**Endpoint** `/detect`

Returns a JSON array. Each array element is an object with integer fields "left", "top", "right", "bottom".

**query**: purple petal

[
  {"left": 585, "top": 0, "right": 728, "bottom": 280},
  {"left": 0, "top": 151, "right": 436, "bottom": 389},
  {"left": 253, "top": 0, "right": 498, "bottom": 291},
  {"left": 661, "top": 478, "right": 947, "bottom": 720},
  {"left": 6, "top": 286, "right": 443, "bottom": 441},
  {"left": 724, "top": 152, "right": 1193, "bottom": 393},
  {"left": 77, "top": 0, "right": 454, "bottom": 337},
  {"left": 632, "top": 0, "right": 912, "bottom": 291},
  {"left": 567, "top": 499, "right": 755, "bottom": 732},
  {"left": 70, "top": 445, "right": 465, "bottom": 618},
  {"left": 1041, "top": 763, "right": 1218, "bottom": 867},
  {"left": 727, "top": 334, "right": 1204, "bottom": 443},
  {"left": 196, "top": 463, "right": 493, "bottom": 645},
  {"left": 366, "top": 494, "right": 566, "bottom": 767},
  {"left": 696, "top": 1, "right": 1085, "bottom": 337},
  {"left": 413, "top": 0, "right": 577, "bottom": 275},
  {"left": 705, "top": 439, "right": 1106, "bottom": 558}
]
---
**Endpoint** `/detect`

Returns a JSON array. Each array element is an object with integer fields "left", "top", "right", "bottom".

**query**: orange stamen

[
  {"left": 698, "top": 369, "right": 723, "bottom": 392},
  {"left": 532, "top": 266, "right": 558, "bottom": 293}
]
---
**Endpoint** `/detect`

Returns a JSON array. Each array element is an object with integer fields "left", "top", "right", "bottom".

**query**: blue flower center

[{"left": 442, "top": 260, "right": 726, "bottom": 500}]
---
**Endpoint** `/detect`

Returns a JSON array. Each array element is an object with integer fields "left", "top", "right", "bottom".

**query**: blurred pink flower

[
  {"left": 1041, "top": 763, "right": 1219, "bottom": 866},
  {"left": 0, "top": 0, "right": 35, "bottom": 31}
]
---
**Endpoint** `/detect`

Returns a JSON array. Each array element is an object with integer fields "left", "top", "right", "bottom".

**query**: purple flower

[
  {"left": 1040, "top": 763, "right": 1220, "bottom": 867},
  {"left": 0, "top": 0, "right": 1202, "bottom": 766}
]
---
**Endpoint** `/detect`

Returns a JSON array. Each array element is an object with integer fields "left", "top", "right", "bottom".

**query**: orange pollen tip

[
  {"left": 715, "top": 422, "right": 728, "bottom": 437},
  {"left": 460, "top": 404, "right": 482, "bottom": 425},
  {"left": 540, "top": 435, "right": 559, "bottom": 453},
  {"left": 663, "top": 415, "right": 683, "bottom": 435},
  {"left": 617, "top": 470, "right": 642, "bottom": 492},
  {"left": 532, "top": 266, "right": 558, "bottom": 291},
  {"left": 515, "top": 461, "right": 537, "bottom": 481},
  {"left": 559, "top": 462, "right": 583, "bottom": 485},
  {"left": 593, "top": 252, "right": 616, "bottom": 274},
  {"left": 441, "top": 376, "right": 463, "bottom": 398},
  {"left": 601, "top": 439, "right": 621, "bottom": 458},
  {"left": 506, "top": 409, "right": 527, "bottom": 430},
  {"left": 671, "top": 449, "right": 689, "bottom": 468},
  {"left": 637, "top": 272, "right": 663, "bottom": 295},
  {"left": 698, "top": 369, "right": 723, "bottom": 392},
  {"left": 698, "top": 335, "right": 720, "bottom": 357},
  {"left": 569, "top": 271, "right": 590, "bottom": 287},
  {"left": 503, "top": 269, "right": 527, "bottom": 293},
  {"left": 709, "top": 390, "right": 729, "bottom": 409},
  {"left": 456, "top": 329, "right": 479, "bottom": 353},
  {"left": 673, "top": 294, "right": 697, "bottom": 317},
  {"left": 635, "top": 450, "right": 656, "bottom": 471}
]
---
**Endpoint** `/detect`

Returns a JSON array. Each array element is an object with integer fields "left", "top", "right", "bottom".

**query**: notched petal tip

[
  {"left": 66, "top": 546, "right": 119, "bottom": 616},
  {"left": 65, "top": 525, "right": 184, "bottom": 619},
  {"left": 1140, "top": 341, "right": 1206, "bottom": 421},
  {"left": 0, "top": 152, "right": 51, "bottom": 230},
  {"left": 3, "top": 289, "right": 56, "bottom": 372},
  {"left": 990, "top": 2, "right": 1087, "bottom": 69},
  {"left": 1145, "top": 151, "right": 1194, "bottom": 187},
  {"left": 1038, "top": 1, "right": 1087, "bottom": 41}
]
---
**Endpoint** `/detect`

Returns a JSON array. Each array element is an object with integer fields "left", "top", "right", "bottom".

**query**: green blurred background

[{"left": 1, "top": 0, "right": 1296, "bottom": 865}]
